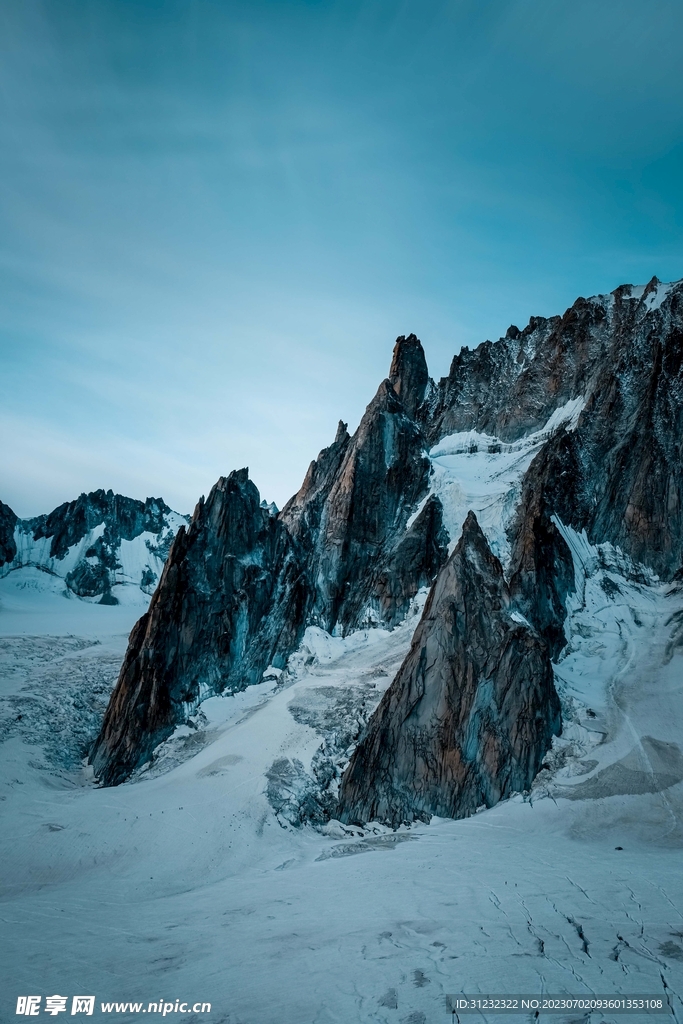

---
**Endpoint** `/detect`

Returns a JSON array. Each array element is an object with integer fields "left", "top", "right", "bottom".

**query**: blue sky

[{"left": 2, "top": 0, "right": 682, "bottom": 516}]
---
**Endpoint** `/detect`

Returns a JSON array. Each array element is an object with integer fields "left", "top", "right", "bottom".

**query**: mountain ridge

[
  {"left": 0, "top": 489, "right": 188, "bottom": 603},
  {"left": 90, "top": 275, "right": 683, "bottom": 823}
]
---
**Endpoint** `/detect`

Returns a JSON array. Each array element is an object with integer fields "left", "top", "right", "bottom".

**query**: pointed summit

[
  {"left": 389, "top": 334, "right": 429, "bottom": 419},
  {"left": 334, "top": 419, "right": 348, "bottom": 444},
  {"left": 642, "top": 275, "right": 660, "bottom": 300},
  {"left": 338, "top": 510, "right": 560, "bottom": 826},
  {"left": 91, "top": 467, "right": 309, "bottom": 785}
]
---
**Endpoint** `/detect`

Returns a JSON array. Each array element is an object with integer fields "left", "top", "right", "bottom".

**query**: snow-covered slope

[
  {"left": 0, "top": 554, "right": 682, "bottom": 1022},
  {"left": 413, "top": 396, "right": 585, "bottom": 564}
]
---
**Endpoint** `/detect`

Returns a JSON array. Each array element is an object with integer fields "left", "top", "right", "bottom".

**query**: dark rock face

[
  {"left": 93, "top": 351, "right": 451, "bottom": 784},
  {"left": 570, "top": 290, "right": 683, "bottom": 579},
  {"left": 337, "top": 279, "right": 683, "bottom": 825},
  {"left": 421, "top": 290, "right": 612, "bottom": 445},
  {"left": 90, "top": 470, "right": 309, "bottom": 785},
  {"left": 0, "top": 501, "right": 17, "bottom": 566},
  {"left": 421, "top": 278, "right": 683, "bottom": 580},
  {"left": 499, "top": 283, "right": 683, "bottom": 583},
  {"left": 303, "top": 379, "right": 435, "bottom": 631},
  {"left": 506, "top": 434, "right": 578, "bottom": 658},
  {"left": 366, "top": 494, "right": 449, "bottom": 628},
  {"left": 279, "top": 419, "right": 351, "bottom": 553},
  {"left": 282, "top": 368, "right": 444, "bottom": 632},
  {"left": 389, "top": 334, "right": 429, "bottom": 419},
  {"left": 29, "top": 490, "right": 173, "bottom": 561},
  {"left": 338, "top": 513, "right": 561, "bottom": 826}
]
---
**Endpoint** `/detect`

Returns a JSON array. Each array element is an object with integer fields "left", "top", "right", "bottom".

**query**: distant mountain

[
  {"left": 0, "top": 490, "right": 188, "bottom": 604},
  {"left": 91, "top": 276, "right": 683, "bottom": 825}
]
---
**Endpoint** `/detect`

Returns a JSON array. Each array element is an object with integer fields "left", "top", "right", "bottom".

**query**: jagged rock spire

[
  {"left": 91, "top": 468, "right": 309, "bottom": 785},
  {"left": 389, "top": 334, "right": 429, "bottom": 419},
  {"left": 337, "top": 511, "right": 561, "bottom": 826}
]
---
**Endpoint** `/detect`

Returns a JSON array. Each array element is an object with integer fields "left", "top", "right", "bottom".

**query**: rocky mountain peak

[
  {"left": 337, "top": 510, "right": 561, "bottom": 826},
  {"left": 0, "top": 489, "right": 187, "bottom": 601},
  {"left": 90, "top": 467, "right": 309, "bottom": 785},
  {"left": 642, "top": 274, "right": 661, "bottom": 298},
  {"left": 89, "top": 274, "right": 683, "bottom": 790},
  {"left": 389, "top": 333, "right": 429, "bottom": 418},
  {"left": 334, "top": 420, "right": 349, "bottom": 444}
]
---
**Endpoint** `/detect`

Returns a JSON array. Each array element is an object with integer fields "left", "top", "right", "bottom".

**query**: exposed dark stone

[
  {"left": 498, "top": 284, "right": 683, "bottom": 583},
  {"left": 363, "top": 494, "right": 449, "bottom": 627},
  {"left": 338, "top": 513, "right": 561, "bottom": 826},
  {"left": 93, "top": 366, "right": 452, "bottom": 784},
  {"left": 282, "top": 378, "right": 442, "bottom": 633},
  {"left": 389, "top": 334, "right": 429, "bottom": 418},
  {"left": 0, "top": 500, "right": 18, "bottom": 567},
  {"left": 306, "top": 381, "right": 434, "bottom": 631},
  {"left": 66, "top": 560, "right": 112, "bottom": 599},
  {"left": 280, "top": 420, "right": 351, "bottom": 550},
  {"left": 574, "top": 304, "right": 683, "bottom": 579},
  {"left": 1, "top": 490, "right": 186, "bottom": 598},
  {"left": 90, "top": 470, "right": 309, "bottom": 785},
  {"left": 507, "top": 433, "right": 578, "bottom": 658},
  {"left": 420, "top": 295, "right": 608, "bottom": 445},
  {"left": 30, "top": 490, "right": 174, "bottom": 561},
  {"left": 140, "top": 566, "right": 157, "bottom": 591},
  {"left": 424, "top": 280, "right": 683, "bottom": 581}
]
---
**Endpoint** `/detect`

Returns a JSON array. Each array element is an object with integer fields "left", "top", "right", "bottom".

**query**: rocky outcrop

[
  {"left": 336, "top": 278, "right": 683, "bottom": 825},
  {"left": 364, "top": 494, "right": 449, "bottom": 628},
  {"left": 498, "top": 281, "right": 683, "bottom": 584},
  {"left": 506, "top": 434, "right": 578, "bottom": 657},
  {"left": 420, "top": 278, "right": 683, "bottom": 580},
  {"left": 304, "top": 378, "right": 434, "bottom": 631},
  {"left": 338, "top": 513, "right": 561, "bottom": 826},
  {"left": 568, "top": 285, "right": 683, "bottom": 578},
  {"left": 279, "top": 420, "right": 351, "bottom": 550},
  {"left": 90, "top": 470, "right": 309, "bottom": 785},
  {"left": 0, "top": 501, "right": 17, "bottom": 567},
  {"left": 282, "top": 345, "right": 447, "bottom": 632},
  {"left": 92, "top": 343, "right": 451, "bottom": 783},
  {"left": 420, "top": 282, "right": 651, "bottom": 446},
  {"left": 29, "top": 490, "right": 174, "bottom": 561},
  {"left": 389, "top": 333, "right": 429, "bottom": 418}
]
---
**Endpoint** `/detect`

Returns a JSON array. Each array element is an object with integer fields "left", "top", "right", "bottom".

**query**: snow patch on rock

[{"left": 417, "top": 397, "right": 586, "bottom": 564}]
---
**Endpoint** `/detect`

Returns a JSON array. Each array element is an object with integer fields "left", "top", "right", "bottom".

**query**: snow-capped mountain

[
  {"left": 0, "top": 490, "right": 188, "bottom": 603},
  {"left": 92, "top": 275, "right": 683, "bottom": 821}
]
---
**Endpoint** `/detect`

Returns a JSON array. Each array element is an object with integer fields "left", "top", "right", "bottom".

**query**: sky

[{"left": 1, "top": 0, "right": 682, "bottom": 517}]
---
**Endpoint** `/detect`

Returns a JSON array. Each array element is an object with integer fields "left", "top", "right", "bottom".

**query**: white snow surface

[
  {"left": 0, "top": 566, "right": 151, "bottom": 637},
  {"left": 415, "top": 397, "right": 585, "bottom": 564},
  {"left": 596, "top": 278, "right": 678, "bottom": 312},
  {"left": 1, "top": 531, "right": 683, "bottom": 1023},
  {"left": 641, "top": 281, "right": 675, "bottom": 311}
]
